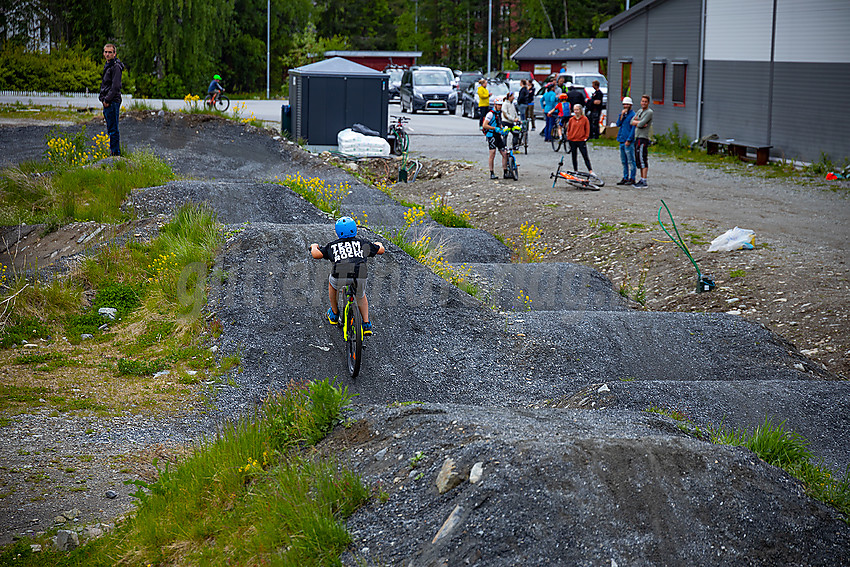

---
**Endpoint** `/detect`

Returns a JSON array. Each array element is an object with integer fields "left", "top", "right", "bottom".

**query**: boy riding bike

[
  {"left": 207, "top": 74, "right": 225, "bottom": 105},
  {"left": 310, "top": 217, "right": 385, "bottom": 335},
  {"left": 547, "top": 93, "right": 571, "bottom": 142}
]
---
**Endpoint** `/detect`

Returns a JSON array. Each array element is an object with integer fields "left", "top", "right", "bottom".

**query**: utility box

[
  {"left": 288, "top": 57, "right": 389, "bottom": 146},
  {"left": 281, "top": 104, "right": 291, "bottom": 137}
]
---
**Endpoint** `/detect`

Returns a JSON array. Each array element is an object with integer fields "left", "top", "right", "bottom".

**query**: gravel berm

[{"left": 0, "top": 114, "right": 847, "bottom": 563}]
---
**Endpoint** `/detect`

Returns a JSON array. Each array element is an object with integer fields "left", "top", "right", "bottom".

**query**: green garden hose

[{"left": 657, "top": 200, "right": 715, "bottom": 292}]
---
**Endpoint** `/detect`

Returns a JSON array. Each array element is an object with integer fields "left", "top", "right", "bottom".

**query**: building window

[
  {"left": 672, "top": 63, "right": 687, "bottom": 106},
  {"left": 621, "top": 62, "right": 631, "bottom": 100},
  {"left": 652, "top": 62, "right": 665, "bottom": 104}
]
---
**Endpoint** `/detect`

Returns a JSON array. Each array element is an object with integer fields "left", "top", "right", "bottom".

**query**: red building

[
  {"left": 511, "top": 38, "right": 608, "bottom": 80},
  {"left": 323, "top": 51, "right": 423, "bottom": 71}
]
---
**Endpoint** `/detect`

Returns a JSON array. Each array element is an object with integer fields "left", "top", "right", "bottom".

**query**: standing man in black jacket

[
  {"left": 587, "top": 80, "right": 604, "bottom": 139},
  {"left": 99, "top": 44, "right": 124, "bottom": 156}
]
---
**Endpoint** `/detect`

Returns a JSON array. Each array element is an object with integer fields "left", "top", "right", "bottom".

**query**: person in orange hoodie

[{"left": 567, "top": 103, "right": 593, "bottom": 175}]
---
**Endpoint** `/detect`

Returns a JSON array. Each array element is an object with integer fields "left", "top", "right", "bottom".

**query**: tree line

[{"left": 0, "top": 0, "right": 625, "bottom": 97}]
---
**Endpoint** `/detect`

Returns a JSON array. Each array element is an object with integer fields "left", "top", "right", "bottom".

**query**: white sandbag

[{"left": 337, "top": 128, "right": 390, "bottom": 157}]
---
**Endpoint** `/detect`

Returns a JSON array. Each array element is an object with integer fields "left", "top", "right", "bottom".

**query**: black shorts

[
  {"left": 487, "top": 134, "right": 506, "bottom": 151},
  {"left": 635, "top": 138, "right": 650, "bottom": 169}
]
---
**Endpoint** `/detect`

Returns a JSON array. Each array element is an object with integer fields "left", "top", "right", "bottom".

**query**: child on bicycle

[
  {"left": 547, "top": 93, "right": 571, "bottom": 145},
  {"left": 310, "top": 217, "right": 384, "bottom": 335},
  {"left": 207, "top": 74, "right": 225, "bottom": 105}
]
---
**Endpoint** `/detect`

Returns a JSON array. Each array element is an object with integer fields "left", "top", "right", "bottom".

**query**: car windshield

[
  {"left": 489, "top": 83, "right": 508, "bottom": 96},
  {"left": 573, "top": 75, "right": 608, "bottom": 88},
  {"left": 415, "top": 71, "right": 451, "bottom": 86},
  {"left": 387, "top": 69, "right": 403, "bottom": 82}
]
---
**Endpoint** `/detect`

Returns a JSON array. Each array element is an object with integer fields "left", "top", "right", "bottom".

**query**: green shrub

[
  {"left": 0, "top": 43, "right": 101, "bottom": 92},
  {"left": 92, "top": 281, "right": 143, "bottom": 317},
  {"left": 0, "top": 316, "right": 50, "bottom": 348}
]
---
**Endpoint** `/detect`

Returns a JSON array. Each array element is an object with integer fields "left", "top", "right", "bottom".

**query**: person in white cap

[
  {"left": 615, "top": 96, "right": 637, "bottom": 185},
  {"left": 482, "top": 97, "right": 510, "bottom": 179}
]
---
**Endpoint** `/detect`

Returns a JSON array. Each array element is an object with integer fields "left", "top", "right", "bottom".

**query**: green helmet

[{"left": 213, "top": 74, "right": 222, "bottom": 80}]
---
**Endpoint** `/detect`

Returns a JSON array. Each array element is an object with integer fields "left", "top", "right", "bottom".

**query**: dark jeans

[
  {"left": 588, "top": 111, "right": 601, "bottom": 139},
  {"left": 569, "top": 140, "right": 592, "bottom": 172},
  {"left": 103, "top": 102, "right": 121, "bottom": 156}
]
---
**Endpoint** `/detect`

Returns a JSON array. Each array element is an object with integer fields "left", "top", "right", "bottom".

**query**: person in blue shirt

[
  {"left": 540, "top": 84, "right": 558, "bottom": 142},
  {"left": 615, "top": 97, "right": 637, "bottom": 185},
  {"left": 207, "top": 75, "right": 225, "bottom": 106}
]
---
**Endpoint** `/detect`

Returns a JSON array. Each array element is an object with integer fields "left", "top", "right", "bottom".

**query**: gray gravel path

[{"left": 1, "top": 114, "right": 847, "bottom": 562}]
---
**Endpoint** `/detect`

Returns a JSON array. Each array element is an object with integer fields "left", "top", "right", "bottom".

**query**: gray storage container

[{"left": 289, "top": 57, "right": 389, "bottom": 146}]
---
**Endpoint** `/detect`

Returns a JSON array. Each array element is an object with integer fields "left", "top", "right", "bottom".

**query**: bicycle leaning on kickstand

[
  {"left": 388, "top": 115, "right": 410, "bottom": 156},
  {"left": 550, "top": 155, "right": 603, "bottom": 191}
]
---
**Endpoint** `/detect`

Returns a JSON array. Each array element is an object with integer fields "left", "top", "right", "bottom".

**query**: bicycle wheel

[
  {"left": 551, "top": 134, "right": 560, "bottom": 152},
  {"left": 509, "top": 154, "right": 518, "bottom": 180},
  {"left": 398, "top": 130, "right": 409, "bottom": 154},
  {"left": 215, "top": 95, "right": 230, "bottom": 112},
  {"left": 521, "top": 128, "right": 528, "bottom": 154},
  {"left": 344, "top": 294, "right": 362, "bottom": 378},
  {"left": 203, "top": 94, "right": 214, "bottom": 108}
]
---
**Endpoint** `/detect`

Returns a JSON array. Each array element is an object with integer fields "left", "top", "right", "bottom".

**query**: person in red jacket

[{"left": 567, "top": 104, "right": 593, "bottom": 175}]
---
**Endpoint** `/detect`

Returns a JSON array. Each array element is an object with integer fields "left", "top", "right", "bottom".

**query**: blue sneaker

[
  {"left": 327, "top": 308, "right": 339, "bottom": 325},
  {"left": 362, "top": 321, "right": 373, "bottom": 336}
]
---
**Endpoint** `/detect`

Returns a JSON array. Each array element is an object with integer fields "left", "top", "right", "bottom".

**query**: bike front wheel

[
  {"left": 509, "top": 154, "right": 518, "bottom": 180},
  {"left": 214, "top": 95, "right": 230, "bottom": 112},
  {"left": 344, "top": 298, "right": 362, "bottom": 378}
]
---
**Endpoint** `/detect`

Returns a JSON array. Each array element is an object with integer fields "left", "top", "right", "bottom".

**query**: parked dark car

[
  {"left": 384, "top": 66, "right": 406, "bottom": 103},
  {"left": 400, "top": 66, "right": 458, "bottom": 114},
  {"left": 456, "top": 71, "right": 484, "bottom": 106},
  {"left": 461, "top": 80, "right": 509, "bottom": 119}
]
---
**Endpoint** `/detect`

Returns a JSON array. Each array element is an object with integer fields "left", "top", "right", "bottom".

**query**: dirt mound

[{"left": 1, "top": 113, "right": 848, "bottom": 561}]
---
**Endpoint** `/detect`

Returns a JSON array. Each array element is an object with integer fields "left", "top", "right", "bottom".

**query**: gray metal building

[
  {"left": 601, "top": 0, "right": 850, "bottom": 164},
  {"left": 289, "top": 57, "right": 389, "bottom": 146}
]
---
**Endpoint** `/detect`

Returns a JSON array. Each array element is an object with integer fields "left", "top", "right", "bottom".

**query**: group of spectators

[
  {"left": 537, "top": 78, "right": 604, "bottom": 175},
  {"left": 615, "top": 94, "right": 653, "bottom": 187},
  {"left": 476, "top": 74, "right": 653, "bottom": 186}
]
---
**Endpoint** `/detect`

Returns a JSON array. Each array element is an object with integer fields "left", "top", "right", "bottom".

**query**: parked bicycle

[
  {"left": 551, "top": 118, "right": 569, "bottom": 153},
  {"left": 506, "top": 146, "right": 519, "bottom": 180},
  {"left": 204, "top": 92, "right": 230, "bottom": 112},
  {"left": 514, "top": 119, "right": 529, "bottom": 154},
  {"left": 551, "top": 156, "right": 603, "bottom": 190},
  {"left": 389, "top": 115, "right": 410, "bottom": 156}
]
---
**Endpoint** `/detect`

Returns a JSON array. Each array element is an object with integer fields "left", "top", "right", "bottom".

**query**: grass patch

[
  {"left": 116, "top": 357, "right": 168, "bottom": 376},
  {"left": 277, "top": 172, "right": 346, "bottom": 217},
  {"left": 730, "top": 269, "right": 746, "bottom": 278},
  {"left": 428, "top": 193, "right": 473, "bottom": 228},
  {"left": 0, "top": 102, "right": 98, "bottom": 124},
  {"left": 0, "top": 202, "right": 224, "bottom": 415},
  {"left": 0, "top": 379, "right": 370, "bottom": 566},
  {"left": 646, "top": 407, "right": 850, "bottom": 522},
  {"left": 0, "top": 127, "right": 174, "bottom": 225}
]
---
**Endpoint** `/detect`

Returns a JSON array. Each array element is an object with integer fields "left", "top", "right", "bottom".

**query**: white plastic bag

[
  {"left": 336, "top": 128, "right": 390, "bottom": 157},
  {"left": 708, "top": 227, "right": 755, "bottom": 252}
]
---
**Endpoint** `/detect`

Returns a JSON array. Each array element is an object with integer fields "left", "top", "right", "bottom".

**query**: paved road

[{"left": 0, "top": 93, "right": 289, "bottom": 123}]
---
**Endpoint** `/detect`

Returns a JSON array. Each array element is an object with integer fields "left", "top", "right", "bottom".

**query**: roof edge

[{"left": 600, "top": 0, "right": 667, "bottom": 32}]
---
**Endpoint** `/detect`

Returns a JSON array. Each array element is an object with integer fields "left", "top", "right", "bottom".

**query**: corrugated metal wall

[
  {"left": 607, "top": 0, "right": 850, "bottom": 163},
  {"left": 606, "top": 0, "right": 701, "bottom": 139},
  {"left": 702, "top": 0, "right": 850, "bottom": 162}
]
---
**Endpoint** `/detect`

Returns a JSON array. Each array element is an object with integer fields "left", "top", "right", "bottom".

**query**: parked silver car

[{"left": 461, "top": 80, "right": 509, "bottom": 118}]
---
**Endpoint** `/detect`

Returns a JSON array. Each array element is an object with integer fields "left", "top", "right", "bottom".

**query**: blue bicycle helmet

[{"left": 335, "top": 216, "right": 357, "bottom": 238}]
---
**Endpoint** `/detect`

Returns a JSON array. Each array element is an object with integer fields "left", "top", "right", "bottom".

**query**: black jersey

[{"left": 318, "top": 237, "right": 381, "bottom": 279}]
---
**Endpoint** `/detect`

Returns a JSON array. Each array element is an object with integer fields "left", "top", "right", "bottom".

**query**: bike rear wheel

[
  {"left": 521, "top": 127, "right": 528, "bottom": 154},
  {"left": 509, "top": 154, "right": 518, "bottom": 180},
  {"left": 343, "top": 293, "right": 362, "bottom": 378},
  {"left": 395, "top": 129, "right": 409, "bottom": 155}
]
